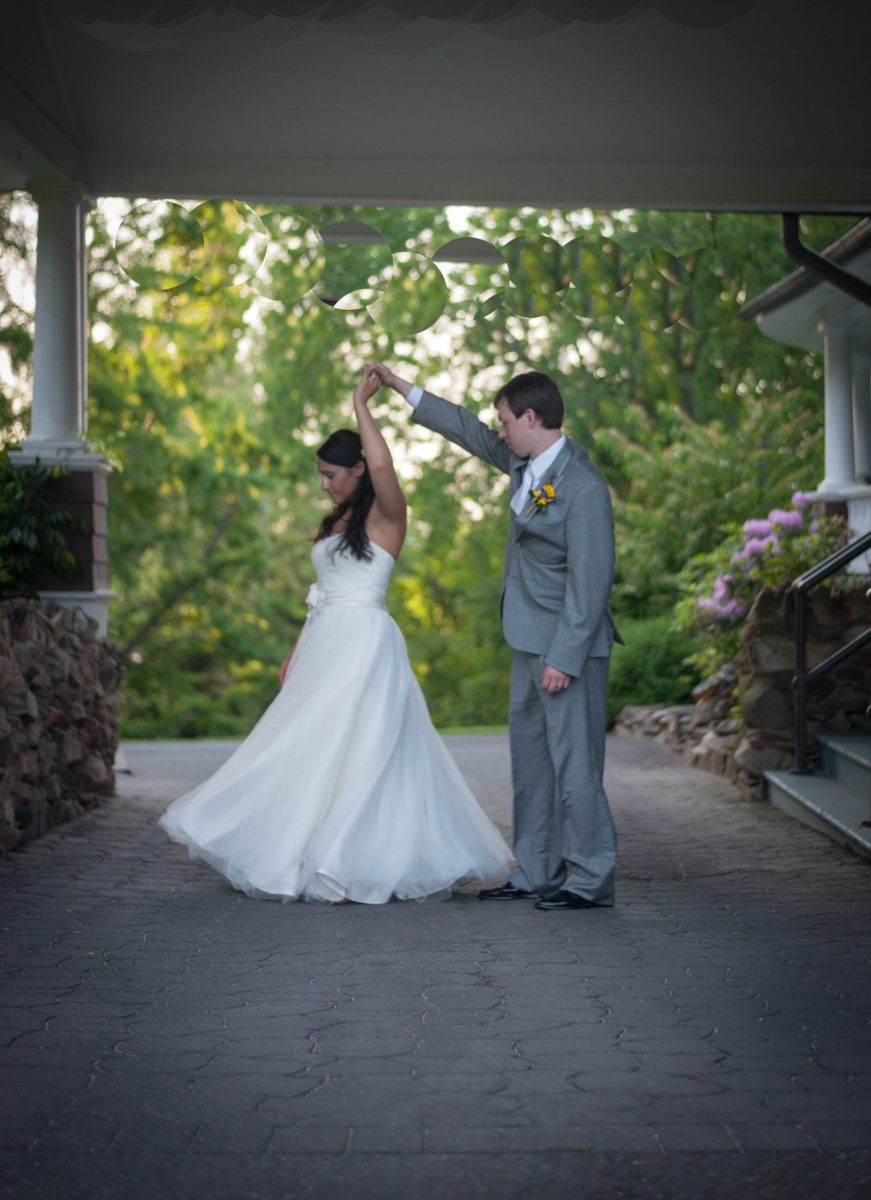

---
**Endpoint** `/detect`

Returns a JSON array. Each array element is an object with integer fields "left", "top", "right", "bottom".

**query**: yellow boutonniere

[{"left": 526, "top": 481, "right": 557, "bottom": 515}]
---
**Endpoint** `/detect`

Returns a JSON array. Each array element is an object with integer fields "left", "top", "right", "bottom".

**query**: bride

[{"left": 158, "top": 366, "right": 513, "bottom": 903}]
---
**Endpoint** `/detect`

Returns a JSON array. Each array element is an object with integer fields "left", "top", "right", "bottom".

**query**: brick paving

[{"left": 2, "top": 733, "right": 871, "bottom": 1199}]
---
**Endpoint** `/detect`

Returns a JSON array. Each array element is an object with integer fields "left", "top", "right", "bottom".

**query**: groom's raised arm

[{"left": 372, "top": 363, "right": 513, "bottom": 475}]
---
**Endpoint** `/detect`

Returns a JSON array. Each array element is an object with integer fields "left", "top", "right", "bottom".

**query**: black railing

[{"left": 792, "top": 532, "right": 871, "bottom": 773}]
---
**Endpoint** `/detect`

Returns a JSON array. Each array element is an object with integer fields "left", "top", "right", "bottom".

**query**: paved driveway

[{"left": 2, "top": 734, "right": 871, "bottom": 1199}]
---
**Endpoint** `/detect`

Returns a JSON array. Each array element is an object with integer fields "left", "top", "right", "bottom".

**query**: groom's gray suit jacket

[{"left": 412, "top": 390, "right": 622, "bottom": 679}]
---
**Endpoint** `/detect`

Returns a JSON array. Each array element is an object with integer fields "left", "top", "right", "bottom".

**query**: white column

[
  {"left": 79, "top": 198, "right": 90, "bottom": 439},
  {"left": 819, "top": 324, "right": 857, "bottom": 494},
  {"left": 853, "top": 359, "right": 871, "bottom": 483},
  {"left": 19, "top": 182, "right": 90, "bottom": 455},
  {"left": 11, "top": 182, "right": 114, "bottom": 634}
]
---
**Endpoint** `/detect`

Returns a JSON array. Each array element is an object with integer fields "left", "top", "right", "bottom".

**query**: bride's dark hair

[{"left": 315, "top": 429, "right": 375, "bottom": 561}]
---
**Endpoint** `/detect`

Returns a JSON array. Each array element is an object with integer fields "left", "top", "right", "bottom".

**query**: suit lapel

[
  {"left": 545, "top": 439, "right": 574, "bottom": 491},
  {"left": 510, "top": 457, "right": 526, "bottom": 494}
]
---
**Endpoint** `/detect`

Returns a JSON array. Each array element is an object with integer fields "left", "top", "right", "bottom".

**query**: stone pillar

[
  {"left": 10, "top": 181, "right": 113, "bottom": 635},
  {"left": 853, "top": 359, "right": 871, "bottom": 484},
  {"left": 819, "top": 324, "right": 857, "bottom": 495}
]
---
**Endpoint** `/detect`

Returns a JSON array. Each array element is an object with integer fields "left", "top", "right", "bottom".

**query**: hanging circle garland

[
  {"left": 113, "top": 199, "right": 205, "bottom": 292},
  {"left": 109, "top": 202, "right": 733, "bottom": 337}
]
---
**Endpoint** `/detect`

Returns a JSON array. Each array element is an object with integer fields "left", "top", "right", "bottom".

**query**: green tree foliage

[
  {"left": 1, "top": 193, "right": 853, "bottom": 733},
  {"left": 86, "top": 202, "right": 319, "bottom": 734},
  {"left": 85, "top": 200, "right": 462, "bottom": 734}
]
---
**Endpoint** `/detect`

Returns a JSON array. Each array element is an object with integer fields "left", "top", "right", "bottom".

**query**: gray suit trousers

[{"left": 508, "top": 650, "right": 616, "bottom": 904}]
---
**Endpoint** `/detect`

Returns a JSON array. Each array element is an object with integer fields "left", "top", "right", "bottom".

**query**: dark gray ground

[{"left": 2, "top": 733, "right": 871, "bottom": 1199}]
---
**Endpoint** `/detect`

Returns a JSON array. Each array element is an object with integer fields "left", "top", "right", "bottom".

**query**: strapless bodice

[{"left": 307, "top": 534, "right": 395, "bottom": 613}]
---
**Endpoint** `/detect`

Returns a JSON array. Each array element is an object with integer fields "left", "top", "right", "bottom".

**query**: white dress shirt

[{"left": 511, "top": 436, "right": 566, "bottom": 515}]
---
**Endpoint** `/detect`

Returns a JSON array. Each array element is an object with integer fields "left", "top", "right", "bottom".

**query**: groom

[{"left": 371, "top": 364, "right": 622, "bottom": 909}]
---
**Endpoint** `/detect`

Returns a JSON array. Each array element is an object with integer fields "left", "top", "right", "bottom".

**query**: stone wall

[
  {"left": 0, "top": 599, "right": 124, "bottom": 850},
  {"left": 740, "top": 584, "right": 869, "bottom": 735},
  {"left": 616, "top": 584, "right": 870, "bottom": 800}
]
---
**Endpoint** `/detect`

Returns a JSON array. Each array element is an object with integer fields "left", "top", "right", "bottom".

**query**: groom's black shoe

[
  {"left": 534, "top": 890, "right": 598, "bottom": 910},
  {"left": 478, "top": 883, "right": 535, "bottom": 900}
]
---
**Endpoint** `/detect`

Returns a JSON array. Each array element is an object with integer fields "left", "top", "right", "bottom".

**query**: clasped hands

[{"left": 353, "top": 364, "right": 384, "bottom": 407}]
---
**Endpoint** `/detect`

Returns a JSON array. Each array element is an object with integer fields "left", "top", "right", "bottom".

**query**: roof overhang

[
  {"left": 741, "top": 220, "right": 871, "bottom": 355},
  {"left": 3, "top": 1, "right": 871, "bottom": 211}
]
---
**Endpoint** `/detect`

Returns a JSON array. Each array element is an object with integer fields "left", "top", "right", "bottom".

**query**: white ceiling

[{"left": 2, "top": 0, "right": 871, "bottom": 210}]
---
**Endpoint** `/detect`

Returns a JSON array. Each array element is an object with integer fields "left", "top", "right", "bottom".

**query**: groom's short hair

[{"left": 494, "top": 372, "right": 564, "bottom": 430}]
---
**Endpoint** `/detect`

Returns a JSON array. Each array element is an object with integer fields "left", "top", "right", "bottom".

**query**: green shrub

[
  {"left": 674, "top": 495, "right": 856, "bottom": 677},
  {"left": 0, "top": 445, "right": 81, "bottom": 598},
  {"left": 118, "top": 657, "right": 282, "bottom": 739},
  {"left": 606, "top": 614, "right": 699, "bottom": 728}
]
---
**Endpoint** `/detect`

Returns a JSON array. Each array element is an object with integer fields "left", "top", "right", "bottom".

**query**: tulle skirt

[{"left": 158, "top": 602, "right": 513, "bottom": 903}]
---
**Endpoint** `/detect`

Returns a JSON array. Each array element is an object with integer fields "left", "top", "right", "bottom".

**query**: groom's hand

[
  {"left": 371, "top": 362, "right": 412, "bottom": 398},
  {"left": 353, "top": 365, "right": 381, "bottom": 406},
  {"left": 541, "top": 666, "right": 572, "bottom": 693}
]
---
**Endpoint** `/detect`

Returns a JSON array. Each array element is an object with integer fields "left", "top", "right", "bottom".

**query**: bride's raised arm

[{"left": 353, "top": 366, "right": 407, "bottom": 530}]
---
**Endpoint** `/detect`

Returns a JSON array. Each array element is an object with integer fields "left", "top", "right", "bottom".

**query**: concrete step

[
  {"left": 818, "top": 732, "right": 871, "bottom": 796},
  {"left": 765, "top": 769, "right": 871, "bottom": 860}
]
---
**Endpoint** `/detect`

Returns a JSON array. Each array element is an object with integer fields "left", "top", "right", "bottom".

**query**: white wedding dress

[{"left": 158, "top": 534, "right": 513, "bottom": 903}]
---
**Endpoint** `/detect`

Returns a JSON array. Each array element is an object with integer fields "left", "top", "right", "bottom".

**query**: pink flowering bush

[{"left": 675, "top": 493, "right": 854, "bottom": 675}]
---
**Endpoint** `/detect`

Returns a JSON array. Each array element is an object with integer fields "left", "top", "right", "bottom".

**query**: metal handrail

[
  {"left": 794, "top": 531, "right": 871, "bottom": 592},
  {"left": 792, "top": 531, "right": 871, "bottom": 774}
]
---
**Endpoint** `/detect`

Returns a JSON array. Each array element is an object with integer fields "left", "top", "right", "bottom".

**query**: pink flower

[
  {"left": 791, "top": 491, "right": 813, "bottom": 508},
  {"left": 768, "top": 508, "right": 803, "bottom": 529},
  {"left": 697, "top": 595, "right": 746, "bottom": 621},
  {"left": 743, "top": 518, "right": 773, "bottom": 537}
]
